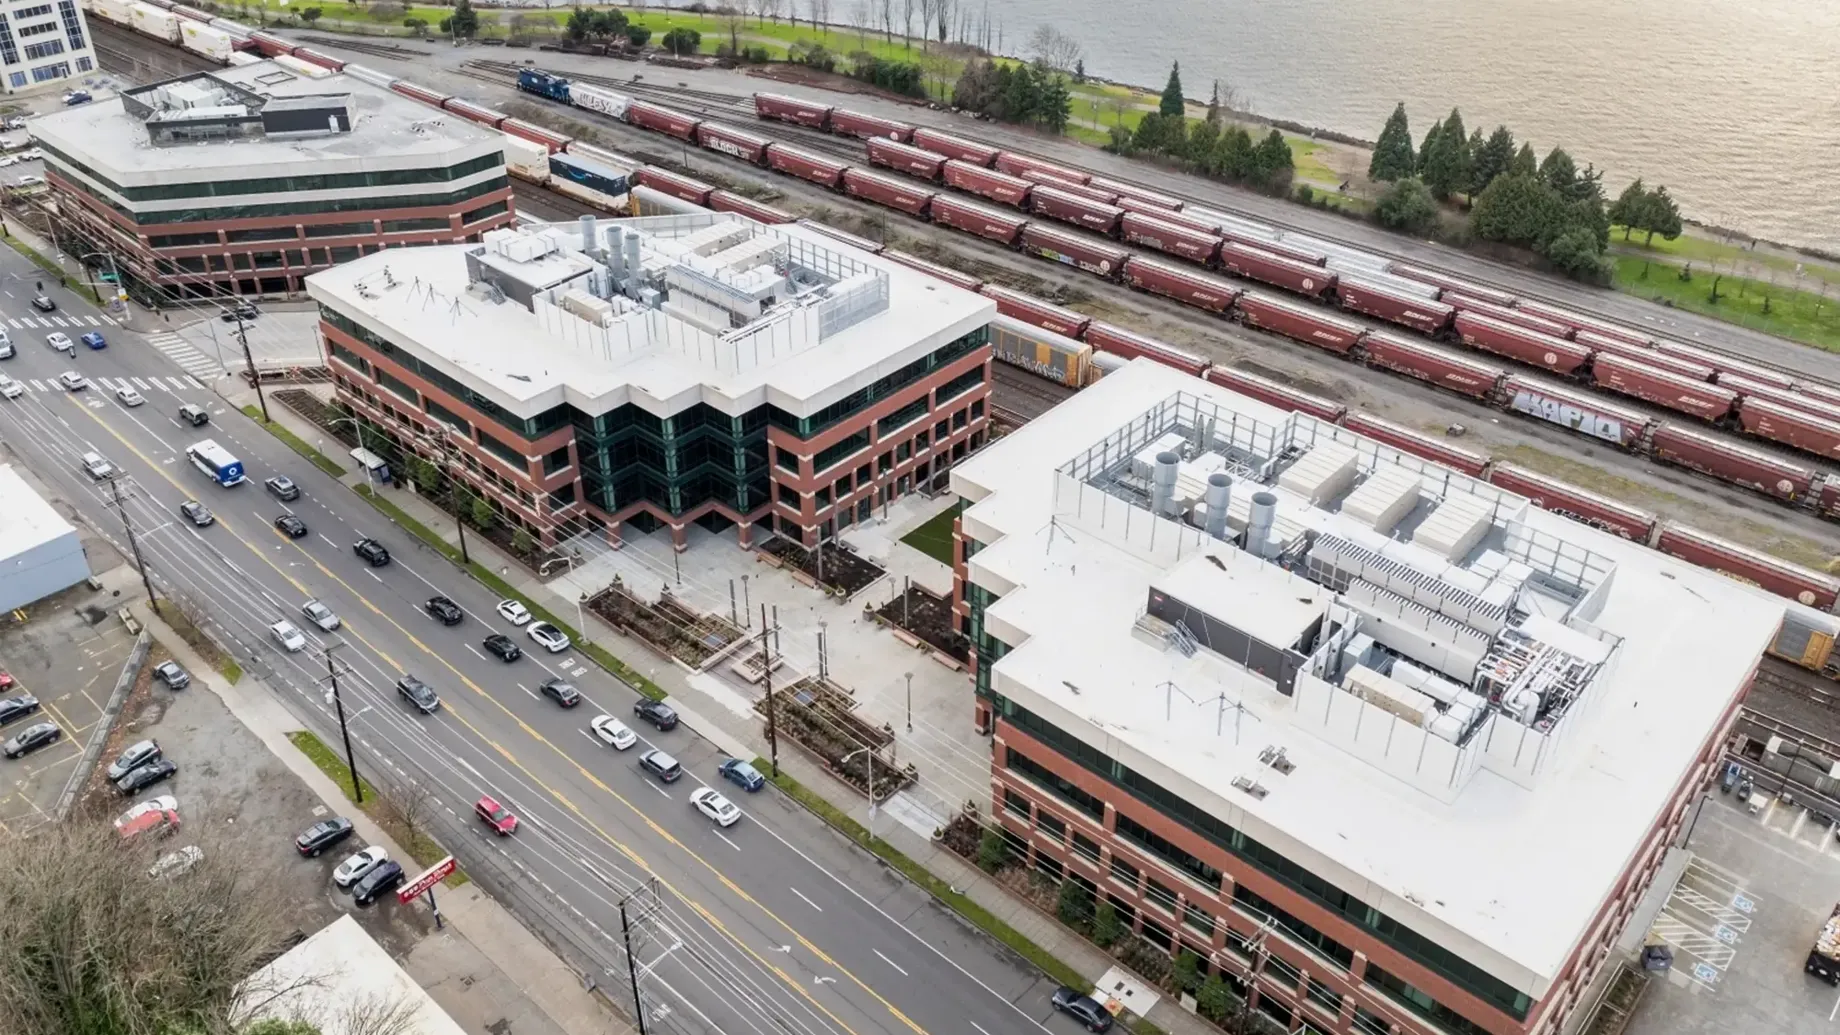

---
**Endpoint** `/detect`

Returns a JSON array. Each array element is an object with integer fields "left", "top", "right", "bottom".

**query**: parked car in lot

[
  {"left": 152, "top": 660, "right": 190, "bottom": 689},
  {"left": 496, "top": 599, "right": 532, "bottom": 626},
  {"left": 527, "top": 622, "right": 569, "bottom": 653},
  {"left": 590, "top": 714, "right": 636, "bottom": 750},
  {"left": 333, "top": 845, "right": 389, "bottom": 889},
  {"left": 264, "top": 475, "right": 300, "bottom": 501},
  {"left": 690, "top": 786, "right": 742, "bottom": 828},
  {"left": 352, "top": 860, "right": 406, "bottom": 906},
  {"left": 396, "top": 675, "right": 440, "bottom": 714},
  {"left": 354, "top": 538, "right": 390, "bottom": 566},
  {"left": 3, "top": 720, "right": 60, "bottom": 759},
  {"left": 475, "top": 794, "right": 518, "bottom": 835},
  {"left": 115, "top": 757, "right": 177, "bottom": 795},
  {"left": 1050, "top": 987, "right": 1114, "bottom": 1032},
  {"left": 301, "top": 599, "right": 340, "bottom": 632},
  {"left": 718, "top": 758, "right": 765, "bottom": 792},
  {"left": 275, "top": 514, "right": 308, "bottom": 538},
  {"left": 269, "top": 620, "right": 307, "bottom": 653},
  {"left": 482, "top": 633, "right": 522, "bottom": 661},
  {"left": 633, "top": 699, "right": 678, "bottom": 731},
  {"left": 638, "top": 748, "right": 683, "bottom": 783},
  {"left": 0, "top": 693, "right": 39, "bottom": 726},
  {"left": 114, "top": 794, "right": 178, "bottom": 832},
  {"left": 540, "top": 678, "right": 581, "bottom": 708},
  {"left": 106, "top": 739, "right": 161, "bottom": 782},
  {"left": 424, "top": 596, "right": 463, "bottom": 625},
  {"left": 117, "top": 806, "right": 180, "bottom": 841},
  {"left": 178, "top": 500, "right": 214, "bottom": 527},
  {"left": 295, "top": 816, "right": 354, "bottom": 857},
  {"left": 148, "top": 845, "right": 204, "bottom": 880}
]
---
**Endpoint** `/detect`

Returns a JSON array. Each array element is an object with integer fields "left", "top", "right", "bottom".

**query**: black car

[
  {"left": 424, "top": 596, "right": 463, "bottom": 626},
  {"left": 396, "top": 675, "right": 440, "bottom": 714},
  {"left": 29, "top": 294, "right": 54, "bottom": 312},
  {"left": 152, "top": 660, "right": 191, "bottom": 690},
  {"left": 106, "top": 739, "right": 161, "bottom": 782},
  {"left": 633, "top": 699, "right": 678, "bottom": 731},
  {"left": 1050, "top": 987, "right": 1114, "bottom": 1032},
  {"left": 540, "top": 678, "right": 581, "bottom": 708},
  {"left": 482, "top": 634, "right": 522, "bottom": 662},
  {"left": 275, "top": 514, "right": 308, "bottom": 538},
  {"left": 0, "top": 693, "right": 39, "bottom": 727},
  {"left": 354, "top": 538, "right": 390, "bottom": 566},
  {"left": 2, "top": 720, "right": 60, "bottom": 759},
  {"left": 295, "top": 816, "right": 355, "bottom": 857},
  {"left": 351, "top": 859, "right": 405, "bottom": 906},
  {"left": 115, "top": 758, "right": 177, "bottom": 795},
  {"left": 179, "top": 500, "right": 214, "bottom": 527},
  {"left": 265, "top": 475, "right": 300, "bottom": 502}
]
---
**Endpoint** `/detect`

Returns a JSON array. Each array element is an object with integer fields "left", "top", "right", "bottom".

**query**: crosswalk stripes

[{"left": 144, "top": 331, "right": 221, "bottom": 380}]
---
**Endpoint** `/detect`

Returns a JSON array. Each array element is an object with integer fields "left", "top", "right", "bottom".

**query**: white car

[
  {"left": 527, "top": 621, "right": 570, "bottom": 653},
  {"left": 269, "top": 619, "right": 307, "bottom": 652},
  {"left": 14, "top": 174, "right": 42, "bottom": 187},
  {"left": 0, "top": 375, "right": 21, "bottom": 399},
  {"left": 689, "top": 787, "right": 742, "bottom": 828},
  {"left": 148, "top": 844, "right": 204, "bottom": 880},
  {"left": 301, "top": 598, "right": 341, "bottom": 632},
  {"left": 0, "top": 156, "right": 18, "bottom": 169},
  {"left": 58, "top": 370, "right": 87, "bottom": 390},
  {"left": 18, "top": 148, "right": 41, "bottom": 161},
  {"left": 590, "top": 714, "right": 636, "bottom": 750},
  {"left": 46, "top": 332, "right": 72, "bottom": 353},
  {"left": 80, "top": 451, "right": 114, "bottom": 479},
  {"left": 496, "top": 599, "right": 531, "bottom": 626},
  {"left": 114, "top": 794, "right": 179, "bottom": 832},
  {"left": 115, "top": 385, "right": 144, "bottom": 407},
  {"left": 332, "top": 845, "right": 389, "bottom": 889}
]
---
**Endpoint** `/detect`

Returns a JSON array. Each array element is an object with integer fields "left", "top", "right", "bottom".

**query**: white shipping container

[
  {"left": 500, "top": 132, "right": 549, "bottom": 181},
  {"left": 209, "top": 17, "right": 253, "bottom": 38},
  {"left": 95, "top": 0, "right": 135, "bottom": 25},
  {"left": 570, "top": 83, "right": 631, "bottom": 121},
  {"left": 179, "top": 21, "right": 233, "bottom": 61},
  {"left": 272, "top": 54, "right": 332, "bottom": 79},
  {"left": 341, "top": 63, "right": 398, "bottom": 90},
  {"left": 130, "top": 3, "right": 181, "bottom": 42},
  {"left": 226, "top": 50, "right": 261, "bottom": 66},
  {"left": 549, "top": 176, "right": 628, "bottom": 213}
]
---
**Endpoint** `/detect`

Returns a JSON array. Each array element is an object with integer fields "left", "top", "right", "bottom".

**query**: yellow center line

[{"left": 68, "top": 399, "right": 922, "bottom": 1035}]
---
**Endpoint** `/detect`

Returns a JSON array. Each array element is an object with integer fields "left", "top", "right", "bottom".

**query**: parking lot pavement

[
  {"left": 0, "top": 586, "right": 137, "bottom": 833},
  {"left": 1627, "top": 794, "right": 1840, "bottom": 1035}
]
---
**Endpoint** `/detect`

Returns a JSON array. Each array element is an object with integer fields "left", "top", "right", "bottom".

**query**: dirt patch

[
  {"left": 756, "top": 677, "right": 913, "bottom": 802},
  {"left": 1230, "top": 360, "right": 1355, "bottom": 403},
  {"left": 759, "top": 535, "right": 886, "bottom": 597},
  {"left": 586, "top": 577, "right": 746, "bottom": 668},
  {"left": 873, "top": 584, "right": 970, "bottom": 663}
]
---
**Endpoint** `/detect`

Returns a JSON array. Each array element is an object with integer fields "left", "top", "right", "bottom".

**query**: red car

[
  {"left": 475, "top": 795, "right": 518, "bottom": 836},
  {"left": 0, "top": 670, "right": 15, "bottom": 692}
]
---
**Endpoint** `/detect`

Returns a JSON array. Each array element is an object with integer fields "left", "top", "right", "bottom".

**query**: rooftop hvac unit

[
  {"left": 1277, "top": 443, "right": 1358, "bottom": 504},
  {"left": 1131, "top": 432, "right": 1188, "bottom": 480},
  {"left": 1341, "top": 466, "right": 1423, "bottom": 534},
  {"left": 1345, "top": 664, "right": 1434, "bottom": 727},
  {"left": 1414, "top": 494, "right": 1495, "bottom": 561}
]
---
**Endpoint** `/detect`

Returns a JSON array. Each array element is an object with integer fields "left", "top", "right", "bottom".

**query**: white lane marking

[
  {"left": 318, "top": 533, "right": 337, "bottom": 547},
  {"left": 715, "top": 830, "right": 741, "bottom": 852},
  {"left": 789, "top": 887, "right": 823, "bottom": 912},
  {"left": 873, "top": 949, "right": 908, "bottom": 976},
  {"left": 518, "top": 682, "right": 539, "bottom": 702}
]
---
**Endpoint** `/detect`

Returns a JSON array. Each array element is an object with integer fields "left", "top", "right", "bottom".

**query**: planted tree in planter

[
  {"left": 1196, "top": 973, "right": 1234, "bottom": 1022},
  {"left": 1092, "top": 900, "right": 1123, "bottom": 948},
  {"left": 1172, "top": 949, "right": 1202, "bottom": 995},
  {"left": 976, "top": 829, "right": 1009, "bottom": 873},
  {"left": 1056, "top": 879, "right": 1093, "bottom": 932}
]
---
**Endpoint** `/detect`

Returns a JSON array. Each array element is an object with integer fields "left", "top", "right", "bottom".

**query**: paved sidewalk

[
  {"left": 239, "top": 384, "right": 1227, "bottom": 1035},
  {"left": 137, "top": 599, "right": 634, "bottom": 1035}
]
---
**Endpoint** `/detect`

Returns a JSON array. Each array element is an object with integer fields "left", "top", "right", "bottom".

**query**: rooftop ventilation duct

[
  {"left": 578, "top": 215, "right": 597, "bottom": 255},
  {"left": 1203, "top": 472, "right": 1232, "bottom": 539},
  {"left": 622, "top": 234, "right": 643, "bottom": 298},
  {"left": 604, "top": 226, "right": 625, "bottom": 280},
  {"left": 1152, "top": 451, "right": 1180, "bottom": 518},
  {"left": 1246, "top": 491, "right": 1277, "bottom": 557}
]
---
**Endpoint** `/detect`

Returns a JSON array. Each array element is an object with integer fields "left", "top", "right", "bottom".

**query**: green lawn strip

[
  {"left": 350, "top": 485, "right": 670, "bottom": 702},
  {"left": 757, "top": 759, "right": 1093, "bottom": 994},
  {"left": 286, "top": 730, "right": 469, "bottom": 887},
  {"left": 150, "top": 599, "right": 242, "bottom": 684},
  {"left": 1612, "top": 255, "right": 1840, "bottom": 354},
  {"left": 898, "top": 499, "right": 962, "bottom": 565},
  {"left": 240, "top": 405, "right": 346, "bottom": 477},
  {"left": 1610, "top": 227, "right": 1840, "bottom": 280},
  {"left": 0, "top": 233, "right": 102, "bottom": 305}
]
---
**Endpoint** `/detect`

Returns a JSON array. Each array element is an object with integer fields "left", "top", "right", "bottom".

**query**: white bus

[{"left": 185, "top": 438, "right": 246, "bottom": 487}]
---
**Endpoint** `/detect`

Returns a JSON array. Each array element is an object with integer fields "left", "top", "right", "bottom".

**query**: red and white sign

[{"left": 398, "top": 855, "right": 456, "bottom": 903}]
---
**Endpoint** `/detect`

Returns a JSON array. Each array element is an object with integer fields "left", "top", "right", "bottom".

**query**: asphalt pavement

[{"left": 0, "top": 256, "right": 1088, "bottom": 1035}]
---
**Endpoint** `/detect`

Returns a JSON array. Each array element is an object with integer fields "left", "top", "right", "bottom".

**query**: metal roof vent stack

[
  {"left": 623, "top": 234, "right": 643, "bottom": 298},
  {"left": 1246, "top": 491, "right": 1277, "bottom": 557},
  {"left": 1203, "top": 472, "right": 1232, "bottom": 539},
  {"left": 1152, "top": 451, "right": 1180, "bottom": 518},
  {"left": 578, "top": 214, "right": 597, "bottom": 255},
  {"left": 604, "top": 226, "right": 625, "bottom": 279}
]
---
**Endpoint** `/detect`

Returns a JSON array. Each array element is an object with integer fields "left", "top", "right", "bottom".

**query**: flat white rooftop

[
  {"left": 234, "top": 915, "right": 465, "bottom": 1035},
  {"left": 956, "top": 359, "right": 1782, "bottom": 996},
  {"left": 308, "top": 216, "right": 993, "bottom": 422},
  {"left": 0, "top": 463, "right": 75, "bottom": 559},
  {"left": 31, "top": 60, "right": 497, "bottom": 183}
]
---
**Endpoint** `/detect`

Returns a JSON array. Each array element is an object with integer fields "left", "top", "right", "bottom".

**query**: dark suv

[
  {"left": 1050, "top": 987, "right": 1114, "bottom": 1032},
  {"left": 352, "top": 860, "right": 406, "bottom": 906},
  {"left": 295, "top": 816, "right": 354, "bottom": 857},
  {"left": 396, "top": 675, "right": 441, "bottom": 714},
  {"left": 354, "top": 538, "right": 390, "bottom": 566},
  {"left": 633, "top": 699, "right": 678, "bottom": 731},
  {"left": 424, "top": 596, "right": 463, "bottom": 625}
]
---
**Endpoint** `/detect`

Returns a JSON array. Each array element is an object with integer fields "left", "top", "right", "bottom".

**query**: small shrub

[
  {"left": 1056, "top": 879, "right": 1093, "bottom": 931},
  {"left": 1092, "top": 900, "right": 1122, "bottom": 948},
  {"left": 1171, "top": 948, "right": 1202, "bottom": 994},
  {"left": 975, "top": 829, "right": 1009, "bottom": 873},
  {"left": 512, "top": 528, "right": 535, "bottom": 555},
  {"left": 1196, "top": 973, "right": 1233, "bottom": 1021}
]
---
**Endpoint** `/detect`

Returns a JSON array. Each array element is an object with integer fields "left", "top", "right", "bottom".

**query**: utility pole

[
  {"left": 107, "top": 476, "right": 157, "bottom": 607},
  {"left": 905, "top": 671, "right": 913, "bottom": 732},
  {"left": 324, "top": 641, "right": 363, "bottom": 803},
  {"left": 427, "top": 434, "right": 470, "bottom": 565},
  {"left": 235, "top": 311, "right": 268, "bottom": 422},
  {"left": 760, "top": 603, "right": 778, "bottom": 777},
  {"left": 616, "top": 878, "right": 663, "bottom": 1035}
]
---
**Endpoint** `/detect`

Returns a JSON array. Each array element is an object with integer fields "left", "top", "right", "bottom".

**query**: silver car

[
  {"left": 301, "top": 599, "right": 341, "bottom": 632},
  {"left": 332, "top": 845, "right": 389, "bottom": 889}
]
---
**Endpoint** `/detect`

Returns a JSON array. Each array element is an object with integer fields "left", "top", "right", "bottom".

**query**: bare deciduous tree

[
  {"left": 849, "top": 0, "right": 870, "bottom": 46},
  {"left": 0, "top": 824, "right": 304, "bottom": 1035},
  {"left": 877, "top": 0, "right": 893, "bottom": 42},
  {"left": 1026, "top": 25, "right": 1081, "bottom": 73},
  {"left": 763, "top": 0, "right": 785, "bottom": 23},
  {"left": 934, "top": 0, "right": 953, "bottom": 43},
  {"left": 251, "top": 986, "right": 421, "bottom": 1035},
  {"left": 900, "top": 0, "right": 917, "bottom": 47},
  {"left": 379, "top": 780, "right": 437, "bottom": 853}
]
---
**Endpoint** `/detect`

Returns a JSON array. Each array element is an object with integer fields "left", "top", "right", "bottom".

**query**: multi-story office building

[
  {"left": 31, "top": 61, "right": 514, "bottom": 299},
  {"left": 309, "top": 215, "right": 992, "bottom": 550},
  {"left": 952, "top": 360, "right": 1778, "bottom": 1035},
  {"left": 0, "top": 0, "right": 94, "bottom": 94}
]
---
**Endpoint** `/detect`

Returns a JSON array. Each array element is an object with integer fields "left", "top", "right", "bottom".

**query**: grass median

[
  {"left": 150, "top": 599, "right": 241, "bottom": 684},
  {"left": 286, "top": 729, "right": 468, "bottom": 887},
  {"left": 240, "top": 405, "right": 346, "bottom": 477}
]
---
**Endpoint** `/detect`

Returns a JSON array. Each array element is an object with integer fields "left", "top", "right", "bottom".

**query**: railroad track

[
  {"left": 511, "top": 180, "right": 601, "bottom": 221},
  {"left": 296, "top": 34, "right": 432, "bottom": 59},
  {"left": 991, "top": 362, "right": 1077, "bottom": 422}
]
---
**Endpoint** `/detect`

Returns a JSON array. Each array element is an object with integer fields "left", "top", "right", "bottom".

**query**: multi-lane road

[{"left": 0, "top": 255, "right": 1082, "bottom": 1035}]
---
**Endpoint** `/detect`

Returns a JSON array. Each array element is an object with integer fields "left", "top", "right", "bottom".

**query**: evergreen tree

[
  {"left": 1206, "top": 80, "right": 1221, "bottom": 124},
  {"left": 1368, "top": 102, "right": 1415, "bottom": 182},
  {"left": 1039, "top": 75, "right": 1073, "bottom": 134},
  {"left": 1440, "top": 107, "right": 1467, "bottom": 163},
  {"left": 1641, "top": 185, "right": 1683, "bottom": 244},
  {"left": 1074, "top": 58, "right": 1085, "bottom": 82},
  {"left": 1472, "top": 173, "right": 1560, "bottom": 250},
  {"left": 449, "top": 0, "right": 478, "bottom": 37},
  {"left": 1510, "top": 141, "right": 1538, "bottom": 178},
  {"left": 1538, "top": 147, "right": 1577, "bottom": 195},
  {"left": 1420, "top": 110, "right": 1471, "bottom": 200},
  {"left": 1544, "top": 226, "right": 1610, "bottom": 281},
  {"left": 1186, "top": 118, "right": 1221, "bottom": 168},
  {"left": 1216, "top": 126, "right": 1255, "bottom": 180},
  {"left": 1252, "top": 129, "right": 1294, "bottom": 192},
  {"left": 1469, "top": 125, "right": 1517, "bottom": 195},
  {"left": 1158, "top": 61, "right": 1185, "bottom": 117},
  {"left": 1375, "top": 177, "right": 1440, "bottom": 234},
  {"left": 1569, "top": 162, "right": 1606, "bottom": 205},
  {"left": 1416, "top": 117, "right": 1443, "bottom": 173},
  {"left": 1608, "top": 178, "right": 1647, "bottom": 239}
]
